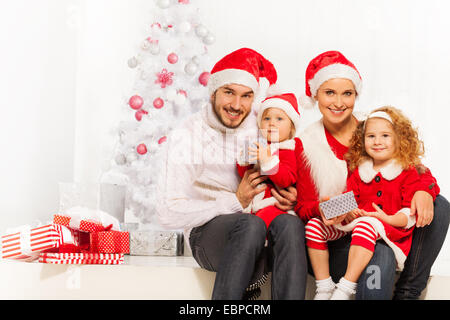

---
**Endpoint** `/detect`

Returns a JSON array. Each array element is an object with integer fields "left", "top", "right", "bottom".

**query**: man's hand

[
  {"left": 411, "top": 190, "right": 434, "bottom": 227},
  {"left": 271, "top": 185, "right": 297, "bottom": 211},
  {"left": 236, "top": 168, "right": 268, "bottom": 209}
]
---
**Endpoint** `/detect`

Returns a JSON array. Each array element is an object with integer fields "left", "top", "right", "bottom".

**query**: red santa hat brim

[{"left": 257, "top": 97, "right": 301, "bottom": 135}]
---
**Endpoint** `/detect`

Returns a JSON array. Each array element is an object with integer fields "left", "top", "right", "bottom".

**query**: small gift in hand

[{"left": 319, "top": 191, "right": 358, "bottom": 220}]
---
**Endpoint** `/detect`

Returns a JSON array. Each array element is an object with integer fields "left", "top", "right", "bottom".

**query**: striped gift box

[
  {"left": 1, "top": 224, "right": 74, "bottom": 260},
  {"left": 39, "top": 252, "right": 124, "bottom": 265}
]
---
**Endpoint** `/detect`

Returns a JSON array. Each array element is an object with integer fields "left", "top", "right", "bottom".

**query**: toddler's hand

[{"left": 248, "top": 142, "right": 272, "bottom": 165}]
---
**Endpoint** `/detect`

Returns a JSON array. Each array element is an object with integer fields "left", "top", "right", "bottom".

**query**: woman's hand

[
  {"left": 318, "top": 196, "right": 347, "bottom": 226},
  {"left": 411, "top": 190, "right": 434, "bottom": 227},
  {"left": 236, "top": 168, "right": 268, "bottom": 209}
]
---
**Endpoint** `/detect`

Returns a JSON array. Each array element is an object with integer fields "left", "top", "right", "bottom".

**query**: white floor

[{"left": 0, "top": 255, "right": 449, "bottom": 300}]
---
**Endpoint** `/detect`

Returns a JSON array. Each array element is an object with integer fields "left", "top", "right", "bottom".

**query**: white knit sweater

[{"left": 156, "top": 102, "right": 258, "bottom": 244}]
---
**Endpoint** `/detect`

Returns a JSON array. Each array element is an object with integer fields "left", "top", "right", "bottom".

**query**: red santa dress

[{"left": 237, "top": 138, "right": 298, "bottom": 228}]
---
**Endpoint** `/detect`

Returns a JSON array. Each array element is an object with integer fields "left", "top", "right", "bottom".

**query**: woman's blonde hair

[{"left": 346, "top": 106, "right": 425, "bottom": 172}]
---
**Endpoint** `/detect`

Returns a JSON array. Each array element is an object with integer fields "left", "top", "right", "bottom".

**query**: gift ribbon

[{"left": 18, "top": 226, "right": 32, "bottom": 256}]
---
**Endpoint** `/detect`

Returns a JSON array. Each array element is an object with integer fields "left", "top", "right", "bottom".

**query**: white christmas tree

[{"left": 106, "top": 0, "right": 215, "bottom": 227}]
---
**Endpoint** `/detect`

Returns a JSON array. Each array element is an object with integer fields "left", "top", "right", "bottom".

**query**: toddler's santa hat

[
  {"left": 208, "top": 48, "right": 278, "bottom": 96},
  {"left": 299, "top": 51, "right": 362, "bottom": 109},
  {"left": 257, "top": 93, "right": 301, "bottom": 134}
]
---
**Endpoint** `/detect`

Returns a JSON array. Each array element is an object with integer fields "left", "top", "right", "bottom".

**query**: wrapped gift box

[
  {"left": 1, "top": 224, "right": 77, "bottom": 261},
  {"left": 90, "top": 230, "right": 129, "bottom": 254},
  {"left": 129, "top": 230, "right": 183, "bottom": 256},
  {"left": 53, "top": 214, "right": 111, "bottom": 233},
  {"left": 39, "top": 252, "right": 124, "bottom": 265}
]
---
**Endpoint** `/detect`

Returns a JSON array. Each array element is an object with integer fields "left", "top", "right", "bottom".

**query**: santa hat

[
  {"left": 208, "top": 48, "right": 278, "bottom": 96},
  {"left": 257, "top": 93, "right": 301, "bottom": 135},
  {"left": 299, "top": 51, "right": 362, "bottom": 109}
]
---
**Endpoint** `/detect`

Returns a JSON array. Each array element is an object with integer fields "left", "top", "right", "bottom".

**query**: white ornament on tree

[
  {"left": 184, "top": 62, "right": 198, "bottom": 75},
  {"left": 156, "top": 0, "right": 171, "bottom": 9}
]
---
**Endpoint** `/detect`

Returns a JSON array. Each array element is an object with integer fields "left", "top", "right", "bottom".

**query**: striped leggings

[{"left": 305, "top": 217, "right": 380, "bottom": 252}]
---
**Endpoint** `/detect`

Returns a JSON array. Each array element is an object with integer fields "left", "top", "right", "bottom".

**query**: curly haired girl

[{"left": 305, "top": 106, "right": 431, "bottom": 300}]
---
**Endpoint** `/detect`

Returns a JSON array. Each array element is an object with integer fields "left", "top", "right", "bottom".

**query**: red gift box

[
  {"left": 39, "top": 252, "right": 124, "bottom": 265},
  {"left": 1, "top": 224, "right": 77, "bottom": 261},
  {"left": 90, "top": 231, "right": 129, "bottom": 254},
  {"left": 53, "top": 214, "right": 110, "bottom": 233}
]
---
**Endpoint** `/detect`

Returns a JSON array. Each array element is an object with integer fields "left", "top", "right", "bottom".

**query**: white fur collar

[
  {"left": 358, "top": 159, "right": 403, "bottom": 183},
  {"left": 299, "top": 120, "right": 348, "bottom": 199},
  {"left": 271, "top": 139, "right": 296, "bottom": 151}
]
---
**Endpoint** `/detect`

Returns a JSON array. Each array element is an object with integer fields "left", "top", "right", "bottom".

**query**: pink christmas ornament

[
  {"left": 129, "top": 95, "right": 144, "bottom": 110},
  {"left": 155, "top": 69, "right": 174, "bottom": 88},
  {"left": 135, "top": 109, "right": 148, "bottom": 121},
  {"left": 167, "top": 53, "right": 179, "bottom": 64},
  {"left": 137, "top": 144, "right": 148, "bottom": 155},
  {"left": 158, "top": 136, "right": 167, "bottom": 144},
  {"left": 198, "top": 72, "right": 210, "bottom": 87},
  {"left": 178, "top": 0, "right": 190, "bottom": 4},
  {"left": 153, "top": 98, "right": 165, "bottom": 109},
  {"left": 177, "top": 89, "right": 187, "bottom": 97}
]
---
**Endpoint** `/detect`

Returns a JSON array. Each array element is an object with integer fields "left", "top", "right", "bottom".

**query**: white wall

[
  {"left": 1, "top": 0, "right": 449, "bottom": 274},
  {"left": 0, "top": 0, "right": 78, "bottom": 233}
]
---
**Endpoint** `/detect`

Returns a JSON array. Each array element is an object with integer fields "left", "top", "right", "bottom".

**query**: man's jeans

[
  {"left": 327, "top": 194, "right": 450, "bottom": 299},
  {"left": 189, "top": 213, "right": 307, "bottom": 300}
]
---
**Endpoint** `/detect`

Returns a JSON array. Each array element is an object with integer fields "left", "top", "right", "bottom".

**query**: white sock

[
  {"left": 314, "top": 277, "right": 335, "bottom": 300},
  {"left": 316, "top": 277, "right": 335, "bottom": 291},
  {"left": 330, "top": 277, "right": 357, "bottom": 300}
]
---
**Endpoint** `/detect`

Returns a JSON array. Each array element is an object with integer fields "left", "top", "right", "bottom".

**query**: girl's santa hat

[
  {"left": 257, "top": 92, "right": 301, "bottom": 135},
  {"left": 208, "top": 48, "right": 278, "bottom": 96},
  {"left": 299, "top": 51, "right": 362, "bottom": 109}
]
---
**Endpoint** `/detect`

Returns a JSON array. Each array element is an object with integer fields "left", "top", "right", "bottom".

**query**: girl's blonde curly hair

[{"left": 345, "top": 106, "right": 425, "bottom": 173}]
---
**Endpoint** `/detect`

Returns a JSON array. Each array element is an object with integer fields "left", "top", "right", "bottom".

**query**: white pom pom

[
  {"left": 298, "top": 94, "right": 316, "bottom": 109},
  {"left": 266, "top": 84, "right": 283, "bottom": 97}
]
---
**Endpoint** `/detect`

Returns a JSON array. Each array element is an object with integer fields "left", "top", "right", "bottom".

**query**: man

[{"left": 156, "top": 48, "right": 307, "bottom": 299}]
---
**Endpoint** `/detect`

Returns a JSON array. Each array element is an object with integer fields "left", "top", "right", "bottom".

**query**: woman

[{"left": 295, "top": 50, "right": 450, "bottom": 300}]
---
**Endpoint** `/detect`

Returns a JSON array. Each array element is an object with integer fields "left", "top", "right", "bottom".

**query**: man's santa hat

[
  {"left": 257, "top": 93, "right": 301, "bottom": 135},
  {"left": 208, "top": 48, "right": 278, "bottom": 96},
  {"left": 299, "top": 51, "right": 362, "bottom": 109}
]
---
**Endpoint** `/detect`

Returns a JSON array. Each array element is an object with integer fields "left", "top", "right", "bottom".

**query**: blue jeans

[
  {"left": 327, "top": 194, "right": 450, "bottom": 299},
  {"left": 189, "top": 213, "right": 307, "bottom": 300}
]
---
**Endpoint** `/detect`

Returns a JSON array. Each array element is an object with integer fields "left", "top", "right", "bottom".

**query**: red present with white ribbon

[
  {"left": 53, "top": 206, "right": 121, "bottom": 233},
  {"left": 39, "top": 252, "right": 124, "bottom": 265},
  {"left": 90, "top": 231, "right": 129, "bottom": 254},
  {"left": 1, "top": 224, "right": 77, "bottom": 261}
]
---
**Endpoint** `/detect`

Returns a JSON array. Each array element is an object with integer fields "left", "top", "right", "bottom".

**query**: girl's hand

[
  {"left": 318, "top": 196, "right": 347, "bottom": 226},
  {"left": 359, "top": 203, "right": 389, "bottom": 222},
  {"left": 343, "top": 208, "right": 362, "bottom": 224},
  {"left": 248, "top": 142, "right": 272, "bottom": 165}
]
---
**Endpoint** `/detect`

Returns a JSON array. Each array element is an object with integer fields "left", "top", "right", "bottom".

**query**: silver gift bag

[{"left": 129, "top": 230, "right": 184, "bottom": 256}]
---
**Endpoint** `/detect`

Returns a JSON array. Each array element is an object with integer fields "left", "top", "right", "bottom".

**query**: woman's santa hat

[
  {"left": 299, "top": 51, "right": 363, "bottom": 109},
  {"left": 208, "top": 48, "right": 278, "bottom": 96},
  {"left": 257, "top": 92, "right": 301, "bottom": 135}
]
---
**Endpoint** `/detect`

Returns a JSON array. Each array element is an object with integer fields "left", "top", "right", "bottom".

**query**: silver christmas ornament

[
  {"left": 184, "top": 62, "right": 198, "bottom": 75},
  {"left": 195, "top": 25, "right": 208, "bottom": 38},
  {"left": 128, "top": 57, "right": 139, "bottom": 69},
  {"left": 203, "top": 33, "right": 216, "bottom": 45},
  {"left": 156, "top": 0, "right": 171, "bottom": 9}
]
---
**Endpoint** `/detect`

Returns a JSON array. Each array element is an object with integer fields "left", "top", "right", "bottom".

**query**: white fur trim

[
  {"left": 398, "top": 208, "right": 416, "bottom": 229},
  {"left": 358, "top": 159, "right": 403, "bottom": 183},
  {"left": 276, "top": 139, "right": 296, "bottom": 150},
  {"left": 336, "top": 217, "right": 407, "bottom": 271},
  {"left": 208, "top": 68, "right": 259, "bottom": 96},
  {"left": 266, "top": 84, "right": 283, "bottom": 97},
  {"left": 299, "top": 120, "right": 348, "bottom": 199},
  {"left": 257, "top": 98, "right": 301, "bottom": 133},
  {"left": 308, "top": 63, "right": 362, "bottom": 98},
  {"left": 260, "top": 156, "right": 279, "bottom": 175},
  {"left": 298, "top": 94, "right": 316, "bottom": 110},
  {"left": 252, "top": 196, "right": 278, "bottom": 213}
]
